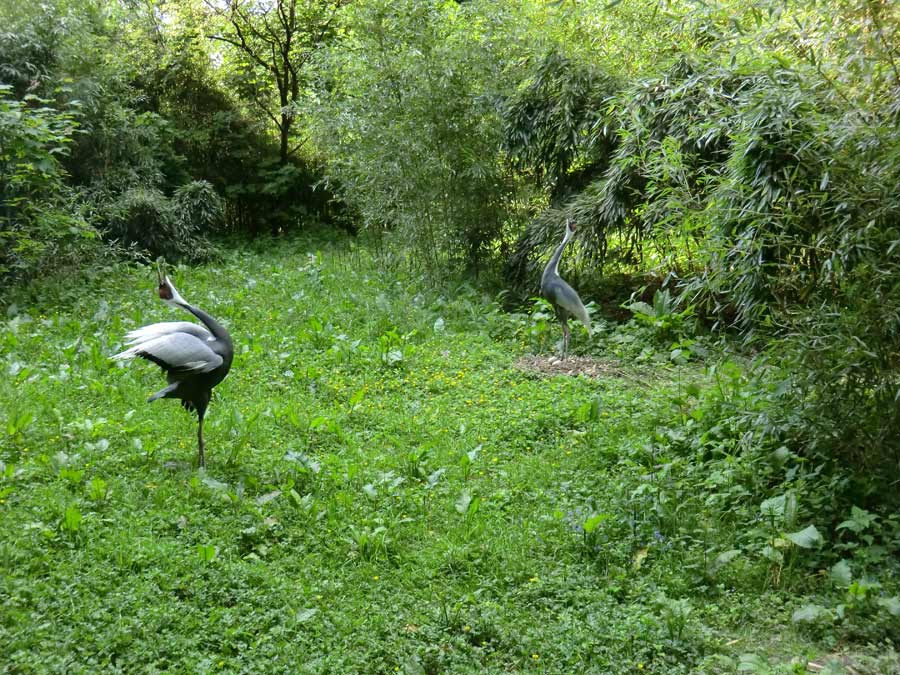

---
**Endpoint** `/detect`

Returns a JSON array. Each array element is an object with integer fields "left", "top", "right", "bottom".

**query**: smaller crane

[
  {"left": 541, "top": 218, "right": 591, "bottom": 356},
  {"left": 113, "top": 263, "right": 234, "bottom": 467}
]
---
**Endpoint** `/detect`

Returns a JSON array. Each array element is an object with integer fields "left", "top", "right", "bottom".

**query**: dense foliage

[
  {"left": 0, "top": 0, "right": 336, "bottom": 286},
  {"left": 2, "top": 0, "right": 900, "bottom": 670},
  {"left": 0, "top": 85, "right": 92, "bottom": 281},
  {"left": 306, "top": 0, "right": 520, "bottom": 274},
  {"left": 498, "top": 6, "right": 900, "bottom": 479},
  {"left": 306, "top": 0, "right": 900, "bottom": 498}
]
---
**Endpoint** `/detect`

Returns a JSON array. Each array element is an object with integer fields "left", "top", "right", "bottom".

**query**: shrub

[
  {"left": 103, "top": 185, "right": 213, "bottom": 262},
  {"left": 503, "top": 56, "right": 751, "bottom": 290},
  {"left": 173, "top": 180, "right": 224, "bottom": 234},
  {"left": 0, "top": 87, "right": 97, "bottom": 288},
  {"left": 502, "top": 50, "right": 620, "bottom": 202},
  {"left": 310, "top": 0, "right": 516, "bottom": 274}
]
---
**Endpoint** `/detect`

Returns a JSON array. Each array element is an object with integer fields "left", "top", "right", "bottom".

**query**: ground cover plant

[
  {"left": 2, "top": 233, "right": 898, "bottom": 674},
  {"left": 3, "top": 1, "right": 900, "bottom": 672}
]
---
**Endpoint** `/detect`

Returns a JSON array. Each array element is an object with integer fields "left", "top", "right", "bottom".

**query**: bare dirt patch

[{"left": 514, "top": 354, "right": 647, "bottom": 384}]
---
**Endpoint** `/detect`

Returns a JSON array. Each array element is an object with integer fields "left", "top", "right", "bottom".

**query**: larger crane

[
  {"left": 540, "top": 218, "right": 591, "bottom": 356},
  {"left": 113, "top": 263, "right": 233, "bottom": 468}
]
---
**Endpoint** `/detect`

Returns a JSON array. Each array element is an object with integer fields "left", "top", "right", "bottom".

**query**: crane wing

[
  {"left": 550, "top": 280, "right": 592, "bottom": 334},
  {"left": 113, "top": 331, "right": 223, "bottom": 373},
  {"left": 122, "top": 321, "right": 213, "bottom": 345}
]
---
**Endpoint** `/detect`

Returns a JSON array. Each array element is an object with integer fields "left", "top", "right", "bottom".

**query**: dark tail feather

[{"left": 148, "top": 382, "right": 179, "bottom": 403}]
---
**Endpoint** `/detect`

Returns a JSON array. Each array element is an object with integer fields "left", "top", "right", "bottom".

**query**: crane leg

[
  {"left": 562, "top": 322, "right": 570, "bottom": 359},
  {"left": 197, "top": 414, "right": 206, "bottom": 469}
]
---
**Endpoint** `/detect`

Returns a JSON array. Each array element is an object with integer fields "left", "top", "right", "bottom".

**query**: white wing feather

[
  {"left": 122, "top": 321, "right": 213, "bottom": 345},
  {"left": 113, "top": 329, "right": 222, "bottom": 373}
]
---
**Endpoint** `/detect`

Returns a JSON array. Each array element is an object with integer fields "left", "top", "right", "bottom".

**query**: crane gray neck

[
  {"left": 543, "top": 230, "right": 572, "bottom": 281},
  {"left": 178, "top": 302, "right": 232, "bottom": 347}
]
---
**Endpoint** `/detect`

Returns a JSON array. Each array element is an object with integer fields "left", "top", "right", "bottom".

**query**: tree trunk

[{"left": 280, "top": 114, "right": 290, "bottom": 164}]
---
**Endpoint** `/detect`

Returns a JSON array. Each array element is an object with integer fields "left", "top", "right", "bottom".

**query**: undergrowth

[{"left": 0, "top": 232, "right": 897, "bottom": 674}]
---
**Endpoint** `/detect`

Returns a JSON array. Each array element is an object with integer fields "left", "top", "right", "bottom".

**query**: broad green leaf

[
  {"left": 628, "top": 301, "right": 654, "bottom": 317},
  {"left": 760, "top": 545, "right": 783, "bottom": 564},
  {"left": 759, "top": 494, "right": 785, "bottom": 518},
  {"left": 575, "top": 400, "right": 592, "bottom": 422},
  {"left": 710, "top": 549, "right": 742, "bottom": 574},
  {"left": 63, "top": 504, "right": 82, "bottom": 532},
  {"left": 348, "top": 388, "right": 366, "bottom": 408},
  {"left": 201, "top": 476, "right": 228, "bottom": 491},
  {"left": 88, "top": 477, "right": 108, "bottom": 501},
  {"left": 785, "top": 525, "right": 823, "bottom": 549},
  {"left": 295, "top": 607, "right": 319, "bottom": 623},
  {"left": 771, "top": 446, "right": 790, "bottom": 464},
  {"left": 285, "top": 451, "right": 321, "bottom": 473},
  {"left": 455, "top": 490, "right": 472, "bottom": 514},
  {"left": 403, "top": 656, "right": 427, "bottom": 675},
  {"left": 783, "top": 492, "right": 798, "bottom": 529},
  {"left": 590, "top": 397, "right": 602, "bottom": 422},
  {"left": 426, "top": 468, "right": 445, "bottom": 488},
  {"left": 791, "top": 603, "right": 831, "bottom": 623},
  {"left": 583, "top": 513, "right": 610, "bottom": 534},
  {"left": 877, "top": 596, "right": 900, "bottom": 616},
  {"left": 830, "top": 560, "right": 852, "bottom": 588},
  {"left": 196, "top": 544, "right": 218, "bottom": 563},
  {"left": 837, "top": 506, "right": 877, "bottom": 534},
  {"left": 255, "top": 490, "right": 281, "bottom": 506}
]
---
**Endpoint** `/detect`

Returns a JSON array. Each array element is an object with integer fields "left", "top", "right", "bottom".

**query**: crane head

[
  {"left": 156, "top": 261, "right": 187, "bottom": 307},
  {"left": 563, "top": 217, "right": 577, "bottom": 243}
]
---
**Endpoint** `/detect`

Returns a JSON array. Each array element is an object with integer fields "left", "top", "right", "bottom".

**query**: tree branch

[
  {"left": 248, "top": 85, "right": 282, "bottom": 129},
  {"left": 287, "top": 137, "right": 308, "bottom": 158}
]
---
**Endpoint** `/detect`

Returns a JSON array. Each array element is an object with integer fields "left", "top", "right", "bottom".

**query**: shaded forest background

[{"left": 2, "top": 0, "right": 900, "bottom": 605}]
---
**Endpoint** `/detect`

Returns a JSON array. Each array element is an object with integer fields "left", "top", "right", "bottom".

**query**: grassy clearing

[{"left": 0, "top": 233, "right": 894, "bottom": 674}]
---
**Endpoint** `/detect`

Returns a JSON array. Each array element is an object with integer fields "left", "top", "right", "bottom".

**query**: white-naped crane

[
  {"left": 113, "top": 263, "right": 233, "bottom": 468},
  {"left": 540, "top": 218, "right": 592, "bottom": 356}
]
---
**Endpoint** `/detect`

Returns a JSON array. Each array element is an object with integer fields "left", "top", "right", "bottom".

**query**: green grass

[{"left": 0, "top": 233, "right": 896, "bottom": 674}]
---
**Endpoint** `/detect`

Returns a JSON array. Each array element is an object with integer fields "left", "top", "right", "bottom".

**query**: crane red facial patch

[{"left": 158, "top": 283, "right": 173, "bottom": 300}]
